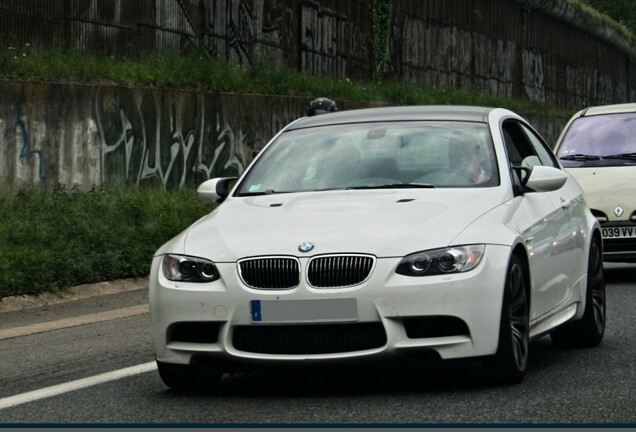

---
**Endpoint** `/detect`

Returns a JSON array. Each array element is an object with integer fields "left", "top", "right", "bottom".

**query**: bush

[{"left": 0, "top": 185, "right": 213, "bottom": 299}]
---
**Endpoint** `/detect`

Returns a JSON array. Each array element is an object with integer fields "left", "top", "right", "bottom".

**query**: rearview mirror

[
  {"left": 197, "top": 177, "right": 238, "bottom": 204},
  {"left": 522, "top": 166, "right": 567, "bottom": 192}
]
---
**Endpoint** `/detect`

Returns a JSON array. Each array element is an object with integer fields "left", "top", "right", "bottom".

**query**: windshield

[
  {"left": 236, "top": 121, "right": 499, "bottom": 195},
  {"left": 556, "top": 113, "right": 636, "bottom": 163}
]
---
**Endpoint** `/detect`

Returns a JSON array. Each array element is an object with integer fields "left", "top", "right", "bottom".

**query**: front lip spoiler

[{"left": 187, "top": 349, "right": 444, "bottom": 373}]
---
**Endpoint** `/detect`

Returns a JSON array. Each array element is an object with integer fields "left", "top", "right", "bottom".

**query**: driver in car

[{"left": 448, "top": 138, "right": 490, "bottom": 184}]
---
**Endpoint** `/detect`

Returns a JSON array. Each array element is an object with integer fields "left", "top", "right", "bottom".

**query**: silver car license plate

[{"left": 250, "top": 298, "right": 358, "bottom": 323}]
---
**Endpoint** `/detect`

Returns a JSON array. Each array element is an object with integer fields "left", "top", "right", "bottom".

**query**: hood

[
  {"left": 565, "top": 166, "right": 636, "bottom": 221},
  {"left": 172, "top": 189, "right": 505, "bottom": 261}
]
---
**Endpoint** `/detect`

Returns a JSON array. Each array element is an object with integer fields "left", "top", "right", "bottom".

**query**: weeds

[
  {"left": 0, "top": 185, "right": 212, "bottom": 299},
  {"left": 0, "top": 45, "right": 574, "bottom": 118}
]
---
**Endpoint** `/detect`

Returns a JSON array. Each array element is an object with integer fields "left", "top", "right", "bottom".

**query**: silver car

[{"left": 554, "top": 103, "right": 636, "bottom": 262}]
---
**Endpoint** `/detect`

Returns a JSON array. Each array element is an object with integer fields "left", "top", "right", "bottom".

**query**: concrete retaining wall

[
  {"left": 0, "top": 81, "right": 564, "bottom": 191},
  {"left": 0, "top": 82, "right": 309, "bottom": 190}
]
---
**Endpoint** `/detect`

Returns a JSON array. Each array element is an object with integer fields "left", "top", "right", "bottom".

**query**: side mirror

[
  {"left": 197, "top": 177, "right": 238, "bottom": 204},
  {"left": 522, "top": 165, "right": 567, "bottom": 192}
]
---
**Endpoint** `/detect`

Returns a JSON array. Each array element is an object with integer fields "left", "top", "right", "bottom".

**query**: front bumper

[{"left": 149, "top": 245, "right": 511, "bottom": 368}]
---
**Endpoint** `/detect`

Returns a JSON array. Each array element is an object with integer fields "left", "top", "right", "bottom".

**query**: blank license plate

[
  {"left": 602, "top": 226, "right": 636, "bottom": 239},
  {"left": 250, "top": 298, "right": 358, "bottom": 323}
]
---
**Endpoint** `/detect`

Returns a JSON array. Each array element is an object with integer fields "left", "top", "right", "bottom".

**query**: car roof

[
  {"left": 287, "top": 105, "right": 494, "bottom": 130},
  {"left": 581, "top": 103, "right": 636, "bottom": 117}
]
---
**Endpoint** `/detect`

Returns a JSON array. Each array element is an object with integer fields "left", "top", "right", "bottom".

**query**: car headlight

[
  {"left": 396, "top": 245, "right": 485, "bottom": 276},
  {"left": 162, "top": 254, "right": 220, "bottom": 282}
]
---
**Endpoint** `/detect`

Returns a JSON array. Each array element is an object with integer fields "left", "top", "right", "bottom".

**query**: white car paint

[{"left": 150, "top": 105, "right": 602, "bottom": 387}]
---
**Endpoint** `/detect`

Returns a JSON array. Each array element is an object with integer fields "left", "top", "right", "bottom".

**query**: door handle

[{"left": 560, "top": 197, "right": 572, "bottom": 209}]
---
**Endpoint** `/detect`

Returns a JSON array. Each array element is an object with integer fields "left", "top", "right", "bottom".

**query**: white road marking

[
  {"left": 0, "top": 361, "right": 157, "bottom": 410},
  {"left": 0, "top": 304, "right": 149, "bottom": 340}
]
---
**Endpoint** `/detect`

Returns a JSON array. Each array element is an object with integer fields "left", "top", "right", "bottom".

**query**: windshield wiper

[
  {"left": 559, "top": 154, "right": 602, "bottom": 161},
  {"left": 347, "top": 183, "right": 436, "bottom": 190},
  {"left": 239, "top": 184, "right": 436, "bottom": 195},
  {"left": 237, "top": 189, "right": 279, "bottom": 196},
  {"left": 603, "top": 152, "right": 636, "bottom": 160}
]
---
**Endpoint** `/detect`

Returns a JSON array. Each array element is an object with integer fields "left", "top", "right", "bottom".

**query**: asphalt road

[{"left": 1, "top": 264, "right": 635, "bottom": 425}]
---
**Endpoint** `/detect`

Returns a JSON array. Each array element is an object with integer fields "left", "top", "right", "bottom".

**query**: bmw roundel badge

[{"left": 298, "top": 242, "right": 315, "bottom": 253}]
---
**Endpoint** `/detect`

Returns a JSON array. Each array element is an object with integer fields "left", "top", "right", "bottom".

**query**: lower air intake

[{"left": 232, "top": 323, "right": 386, "bottom": 354}]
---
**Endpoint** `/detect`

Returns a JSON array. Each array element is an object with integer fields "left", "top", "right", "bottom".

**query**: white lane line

[
  {"left": 0, "top": 304, "right": 149, "bottom": 341},
  {"left": 0, "top": 361, "right": 157, "bottom": 410}
]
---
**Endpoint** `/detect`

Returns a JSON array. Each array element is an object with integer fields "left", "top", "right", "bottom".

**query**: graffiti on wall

[
  {"left": 522, "top": 49, "right": 546, "bottom": 104},
  {"left": 203, "top": 0, "right": 295, "bottom": 67},
  {"left": 1, "top": 0, "right": 635, "bottom": 109},
  {"left": 300, "top": 5, "right": 345, "bottom": 77},
  {"left": 0, "top": 81, "right": 308, "bottom": 191},
  {"left": 400, "top": 18, "right": 464, "bottom": 88},
  {"left": 15, "top": 110, "right": 46, "bottom": 182},
  {"left": 95, "top": 89, "right": 244, "bottom": 188},
  {"left": 299, "top": 3, "right": 370, "bottom": 79},
  {"left": 203, "top": 0, "right": 367, "bottom": 77}
]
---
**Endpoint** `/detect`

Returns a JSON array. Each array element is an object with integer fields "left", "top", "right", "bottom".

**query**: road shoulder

[{"left": 0, "top": 277, "right": 148, "bottom": 314}]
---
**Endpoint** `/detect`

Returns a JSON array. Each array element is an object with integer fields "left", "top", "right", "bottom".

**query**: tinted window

[
  {"left": 519, "top": 123, "right": 559, "bottom": 168},
  {"left": 501, "top": 119, "right": 559, "bottom": 195},
  {"left": 502, "top": 120, "right": 557, "bottom": 168}
]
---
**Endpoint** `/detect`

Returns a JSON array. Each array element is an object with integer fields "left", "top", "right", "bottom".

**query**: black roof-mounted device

[{"left": 306, "top": 97, "right": 337, "bottom": 116}]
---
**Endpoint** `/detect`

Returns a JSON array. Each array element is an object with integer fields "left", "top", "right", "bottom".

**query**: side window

[
  {"left": 501, "top": 120, "right": 536, "bottom": 168},
  {"left": 501, "top": 119, "right": 556, "bottom": 195},
  {"left": 502, "top": 129, "right": 522, "bottom": 165},
  {"left": 501, "top": 120, "right": 559, "bottom": 169},
  {"left": 519, "top": 123, "right": 559, "bottom": 168}
]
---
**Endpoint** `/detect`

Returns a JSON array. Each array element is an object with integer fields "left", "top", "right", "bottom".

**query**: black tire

[
  {"left": 156, "top": 360, "right": 223, "bottom": 392},
  {"left": 487, "top": 254, "right": 529, "bottom": 385},
  {"left": 550, "top": 236, "right": 606, "bottom": 348}
]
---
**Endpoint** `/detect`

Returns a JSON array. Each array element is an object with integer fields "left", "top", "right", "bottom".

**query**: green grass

[
  {"left": 569, "top": 0, "right": 635, "bottom": 42},
  {"left": 0, "top": 185, "right": 213, "bottom": 299},
  {"left": 0, "top": 44, "right": 574, "bottom": 119}
]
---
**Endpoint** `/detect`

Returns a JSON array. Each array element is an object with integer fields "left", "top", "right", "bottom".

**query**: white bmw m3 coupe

[{"left": 149, "top": 103, "right": 605, "bottom": 390}]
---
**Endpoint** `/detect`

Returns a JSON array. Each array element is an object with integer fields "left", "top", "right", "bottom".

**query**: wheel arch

[
  {"left": 510, "top": 243, "right": 531, "bottom": 310},
  {"left": 591, "top": 228, "right": 603, "bottom": 255},
  {"left": 580, "top": 227, "right": 604, "bottom": 312}
]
